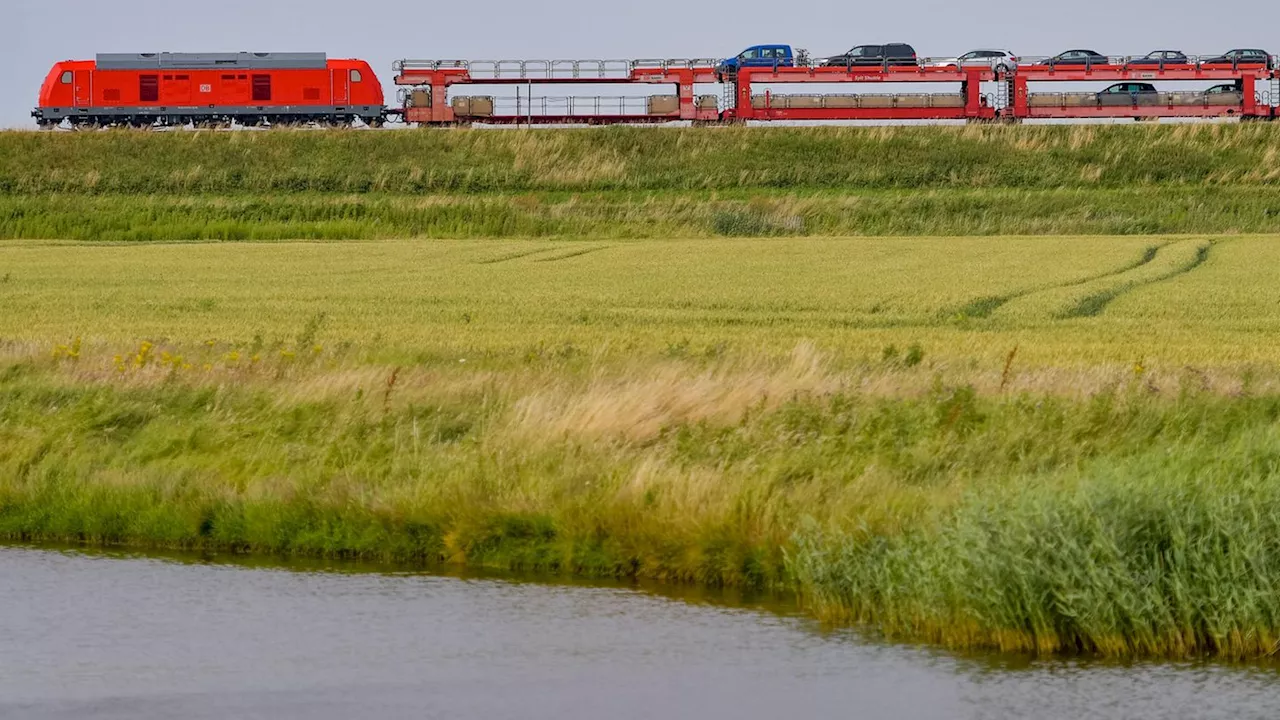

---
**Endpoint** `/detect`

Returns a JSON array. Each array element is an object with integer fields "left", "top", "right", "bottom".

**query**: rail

[
  {"left": 450, "top": 95, "right": 700, "bottom": 117},
  {"left": 394, "top": 58, "right": 719, "bottom": 79},
  {"left": 750, "top": 92, "right": 969, "bottom": 109},
  {"left": 728, "top": 54, "right": 1277, "bottom": 72},
  {"left": 1015, "top": 54, "right": 1277, "bottom": 71},
  {"left": 396, "top": 54, "right": 1280, "bottom": 77},
  {"left": 1025, "top": 90, "right": 1247, "bottom": 108},
  {"left": 729, "top": 57, "right": 991, "bottom": 72}
]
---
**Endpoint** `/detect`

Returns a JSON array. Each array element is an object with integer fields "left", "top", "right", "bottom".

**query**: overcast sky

[{"left": 4, "top": 0, "right": 1278, "bottom": 127}]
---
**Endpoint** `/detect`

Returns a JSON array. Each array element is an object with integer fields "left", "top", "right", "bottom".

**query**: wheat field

[{"left": 3, "top": 234, "right": 1277, "bottom": 368}]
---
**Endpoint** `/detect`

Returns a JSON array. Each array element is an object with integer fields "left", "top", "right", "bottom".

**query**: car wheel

[{"left": 995, "top": 63, "right": 1009, "bottom": 74}]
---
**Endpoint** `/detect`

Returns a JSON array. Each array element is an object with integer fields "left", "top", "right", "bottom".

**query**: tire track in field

[
  {"left": 533, "top": 245, "right": 612, "bottom": 263},
  {"left": 988, "top": 238, "right": 1213, "bottom": 321},
  {"left": 473, "top": 246, "right": 565, "bottom": 265},
  {"left": 1057, "top": 241, "right": 1212, "bottom": 318},
  {"left": 949, "top": 242, "right": 1169, "bottom": 320}
]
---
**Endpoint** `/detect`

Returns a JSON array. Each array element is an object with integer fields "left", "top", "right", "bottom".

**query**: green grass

[
  {"left": 4, "top": 125, "right": 1280, "bottom": 239},
  {"left": 5, "top": 188, "right": 1280, "bottom": 240},
  {"left": 7, "top": 124, "right": 1280, "bottom": 193},
  {"left": 3, "top": 236, "right": 1280, "bottom": 659},
  {"left": 6, "top": 123, "right": 1280, "bottom": 657},
  {"left": 3, "top": 344, "right": 1280, "bottom": 658}
]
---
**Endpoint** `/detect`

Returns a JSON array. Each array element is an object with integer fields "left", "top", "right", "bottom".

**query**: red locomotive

[{"left": 34, "top": 52, "right": 383, "bottom": 127}]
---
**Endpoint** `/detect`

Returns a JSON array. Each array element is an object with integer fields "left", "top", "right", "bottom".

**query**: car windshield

[{"left": 847, "top": 46, "right": 874, "bottom": 57}]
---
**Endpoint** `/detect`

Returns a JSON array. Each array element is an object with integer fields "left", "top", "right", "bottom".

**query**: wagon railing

[{"left": 394, "top": 58, "right": 720, "bottom": 79}]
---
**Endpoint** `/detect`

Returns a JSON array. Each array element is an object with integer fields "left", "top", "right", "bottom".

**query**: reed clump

[{"left": 790, "top": 449, "right": 1280, "bottom": 659}]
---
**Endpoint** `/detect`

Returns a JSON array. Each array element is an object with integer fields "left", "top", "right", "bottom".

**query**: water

[{"left": 2, "top": 546, "right": 1277, "bottom": 720}]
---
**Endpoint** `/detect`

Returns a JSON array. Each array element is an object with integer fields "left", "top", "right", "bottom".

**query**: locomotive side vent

[
  {"left": 139, "top": 75, "right": 159, "bottom": 102},
  {"left": 252, "top": 75, "right": 272, "bottom": 102}
]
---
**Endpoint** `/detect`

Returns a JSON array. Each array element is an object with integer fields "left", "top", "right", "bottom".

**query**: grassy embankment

[
  {"left": 4, "top": 230, "right": 1280, "bottom": 658},
  {"left": 4, "top": 124, "right": 1280, "bottom": 239}
]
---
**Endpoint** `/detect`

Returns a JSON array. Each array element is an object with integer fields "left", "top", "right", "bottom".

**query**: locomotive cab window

[
  {"left": 350, "top": 69, "right": 362, "bottom": 83},
  {"left": 60, "top": 71, "right": 72, "bottom": 84},
  {"left": 252, "top": 74, "right": 271, "bottom": 102}
]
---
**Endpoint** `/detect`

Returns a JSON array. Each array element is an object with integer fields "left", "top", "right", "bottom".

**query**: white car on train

[{"left": 929, "top": 49, "right": 1019, "bottom": 73}]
